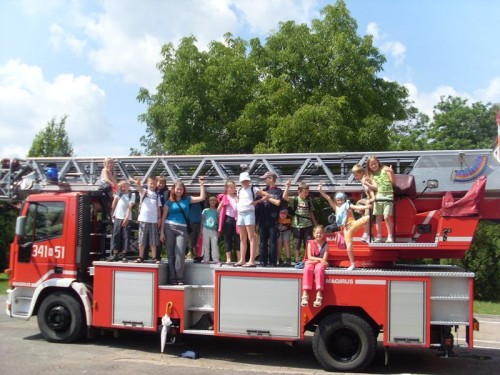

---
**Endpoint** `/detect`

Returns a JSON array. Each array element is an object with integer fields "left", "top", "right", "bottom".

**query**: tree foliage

[
  {"left": 28, "top": 115, "right": 74, "bottom": 157},
  {"left": 137, "top": 1, "right": 413, "bottom": 155},
  {"left": 0, "top": 202, "right": 18, "bottom": 272},
  {"left": 390, "top": 96, "right": 498, "bottom": 151},
  {"left": 426, "top": 96, "right": 498, "bottom": 150},
  {"left": 442, "top": 222, "right": 500, "bottom": 301}
]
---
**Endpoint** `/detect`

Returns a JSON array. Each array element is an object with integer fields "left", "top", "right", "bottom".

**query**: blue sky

[{"left": 1, "top": 0, "right": 499, "bottom": 157}]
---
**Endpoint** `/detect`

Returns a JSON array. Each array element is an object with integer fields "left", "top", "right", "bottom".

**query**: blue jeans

[{"left": 259, "top": 220, "right": 278, "bottom": 266}]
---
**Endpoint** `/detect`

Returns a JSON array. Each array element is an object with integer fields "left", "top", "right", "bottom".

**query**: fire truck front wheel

[
  {"left": 312, "top": 312, "right": 377, "bottom": 372},
  {"left": 37, "top": 291, "right": 86, "bottom": 343}
]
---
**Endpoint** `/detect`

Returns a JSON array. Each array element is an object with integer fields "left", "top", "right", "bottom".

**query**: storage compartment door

[
  {"left": 218, "top": 275, "right": 300, "bottom": 339},
  {"left": 388, "top": 281, "right": 426, "bottom": 344},
  {"left": 113, "top": 271, "right": 155, "bottom": 328}
]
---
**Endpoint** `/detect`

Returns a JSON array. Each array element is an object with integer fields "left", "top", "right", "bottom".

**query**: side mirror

[{"left": 15, "top": 216, "right": 27, "bottom": 237}]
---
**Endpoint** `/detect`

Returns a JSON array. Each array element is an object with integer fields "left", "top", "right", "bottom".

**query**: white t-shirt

[
  {"left": 237, "top": 185, "right": 260, "bottom": 213},
  {"left": 138, "top": 189, "right": 161, "bottom": 223},
  {"left": 113, "top": 192, "right": 136, "bottom": 220},
  {"left": 226, "top": 195, "right": 237, "bottom": 217}
]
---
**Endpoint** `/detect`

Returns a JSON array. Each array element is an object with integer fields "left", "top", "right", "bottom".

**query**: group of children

[{"left": 101, "top": 155, "right": 395, "bottom": 305}]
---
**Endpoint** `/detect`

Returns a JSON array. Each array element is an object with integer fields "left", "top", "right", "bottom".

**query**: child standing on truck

[
  {"left": 283, "top": 180, "right": 317, "bottom": 264},
  {"left": 217, "top": 180, "right": 240, "bottom": 264},
  {"left": 235, "top": 172, "right": 268, "bottom": 267},
  {"left": 351, "top": 164, "right": 376, "bottom": 242},
  {"left": 201, "top": 196, "right": 219, "bottom": 263},
  {"left": 364, "top": 156, "right": 395, "bottom": 243},
  {"left": 160, "top": 178, "right": 206, "bottom": 285},
  {"left": 318, "top": 184, "right": 371, "bottom": 270},
  {"left": 277, "top": 207, "right": 292, "bottom": 266},
  {"left": 134, "top": 176, "right": 162, "bottom": 263},
  {"left": 300, "top": 225, "right": 329, "bottom": 308},
  {"left": 107, "top": 180, "right": 135, "bottom": 262}
]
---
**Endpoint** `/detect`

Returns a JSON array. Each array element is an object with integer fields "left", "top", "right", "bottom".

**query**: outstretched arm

[
  {"left": 318, "top": 183, "right": 336, "bottom": 210},
  {"left": 190, "top": 177, "right": 206, "bottom": 203},
  {"left": 283, "top": 178, "right": 292, "bottom": 202}
]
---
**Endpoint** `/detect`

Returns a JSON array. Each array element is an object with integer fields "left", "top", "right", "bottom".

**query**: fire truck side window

[{"left": 22, "top": 202, "right": 65, "bottom": 243}]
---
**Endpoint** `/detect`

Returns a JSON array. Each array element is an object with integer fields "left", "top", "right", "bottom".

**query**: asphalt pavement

[{"left": 1, "top": 294, "right": 499, "bottom": 374}]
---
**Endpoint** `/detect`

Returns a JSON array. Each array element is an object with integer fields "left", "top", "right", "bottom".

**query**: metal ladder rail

[{"left": 0, "top": 149, "right": 495, "bottom": 200}]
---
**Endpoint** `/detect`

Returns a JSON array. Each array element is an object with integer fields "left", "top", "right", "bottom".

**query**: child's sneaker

[
  {"left": 346, "top": 264, "right": 356, "bottom": 271},
  {"left": 385, "top": 236, "right": 394, "bottom": 243},
  {"left": 373, "top": 238, "right": 382, "bottom": 243},
  {"left": 361, "top": 234, "right": 370, "bottom": 243}
]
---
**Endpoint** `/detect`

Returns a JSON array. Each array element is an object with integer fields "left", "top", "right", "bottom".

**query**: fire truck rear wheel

[
  {"left": 37, "top": 291, "right": 86, "bottom": 343},
  {"left": 312, "top": 312, "right": 376, "bottom": 372}
]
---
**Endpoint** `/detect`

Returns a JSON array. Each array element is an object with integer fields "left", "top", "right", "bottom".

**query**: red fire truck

[{"left": 2, "top": 149, "right": 500, "bottom": 372}]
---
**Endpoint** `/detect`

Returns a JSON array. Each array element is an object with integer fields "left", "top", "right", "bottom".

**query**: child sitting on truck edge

[{"left": 301, "top": 225, "right": 329, "bottom": 308}]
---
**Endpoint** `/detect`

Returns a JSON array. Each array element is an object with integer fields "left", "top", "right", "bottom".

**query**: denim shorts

[{"left": 237, "top": 210, "right": 256, "bottom": 226}]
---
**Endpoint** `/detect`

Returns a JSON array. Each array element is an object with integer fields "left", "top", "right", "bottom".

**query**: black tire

[
  {"left": 37, "top": 291, "right": 86, "bottom": 343},
  {"left": 312, "top": 312, "right": 377, "bottom": 372}
]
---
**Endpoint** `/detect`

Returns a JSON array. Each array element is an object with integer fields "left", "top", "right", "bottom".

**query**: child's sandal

[
  {"left": 134, "top": 257, "right": 143, "bottom": 263},
  {"left": 300, "top": 295, "right": 309, "bottom": 307},
  {"left": 313, "top": 295, "right": 323, "bottom": 308}
]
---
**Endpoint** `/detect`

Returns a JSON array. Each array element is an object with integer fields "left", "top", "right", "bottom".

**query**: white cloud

[
  {"left": 366, "top": 22, "right": 380, "bottom": 41},
  {"left": 366, "top": 22, "right": 406, "bottom": 65},
  {"left": 233, "top": 0, "right": 319, "bottom": 35},
  {"left": 475, "top": 77, "right": 500, "bottom": 104},
  {"left": 0, "top": 59, "right": 111, "bottom": 158},
  {"left": 49, "top": 23, "right": 87, "bottom": 55},
  {"left": 381, "top": 41, "right": 406, "bottom": 65}
]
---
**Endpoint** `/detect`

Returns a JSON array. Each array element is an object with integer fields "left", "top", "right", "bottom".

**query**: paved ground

[{"left": 1, "top": 294, "right": 499, "bottom": 374}]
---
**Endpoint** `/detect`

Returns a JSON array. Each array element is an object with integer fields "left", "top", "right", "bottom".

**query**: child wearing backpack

[
  {"left": 133, "top": 176, "right": 162, "bottom": 263},
  {"left": 234, "top": 172, "right": 269, "bottom": 267},
  {"left": 283, "top": 179, "right": 317, "bottom": 264},
  {"left": 107, "top": 180, "right": 135, "bottom": 262}
]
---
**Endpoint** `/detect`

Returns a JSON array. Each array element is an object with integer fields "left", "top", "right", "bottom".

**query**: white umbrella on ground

[{"left": 161, "top": 302, "right": 173, "bottom": 357}]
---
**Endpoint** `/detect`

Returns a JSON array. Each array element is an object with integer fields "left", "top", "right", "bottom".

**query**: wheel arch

[
  {"left": 306, "top": 305, "right": 381, "bottom": 335},
  {"left": 33, "top": 282, "right": 92, "bottom": 329}
]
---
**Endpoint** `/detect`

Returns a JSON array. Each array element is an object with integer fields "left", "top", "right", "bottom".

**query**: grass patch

[
  {"left": 474, "top": 300, "right": 500, "bottom": 315},
  {"left": 0, "top": 273, "right": 9, "bottom": 295}
]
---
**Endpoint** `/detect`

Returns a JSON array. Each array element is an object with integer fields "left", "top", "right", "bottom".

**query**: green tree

[
  {"left": 28, "top": 115, "right": 73, "bottom": 157},
  {"left": 442, "top": 222, "right": 500, "bottom": 301},
  {"left": 426, "top": 96, "right": 497, "bottom": 150},
  {"left": 389, "top": 110, "right": 430, "bottom": 151},
  {"left": 137, "top": 1, "right": 414, "bottom": 155},
  {"left": 0, "top": 202, "right": 18, "bottom": 272}
]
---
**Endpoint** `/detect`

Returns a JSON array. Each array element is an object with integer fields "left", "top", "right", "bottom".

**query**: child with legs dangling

[
  {"left": 300, "top": 225, "right": 329, "bottom": 308},
  {"left": 318, "top": 184, "right": 371, "bottom": 270}
]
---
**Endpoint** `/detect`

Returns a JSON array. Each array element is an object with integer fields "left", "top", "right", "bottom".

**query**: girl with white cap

[{"left": 235, "top": 172, "right": 269, "bottom": 267}]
